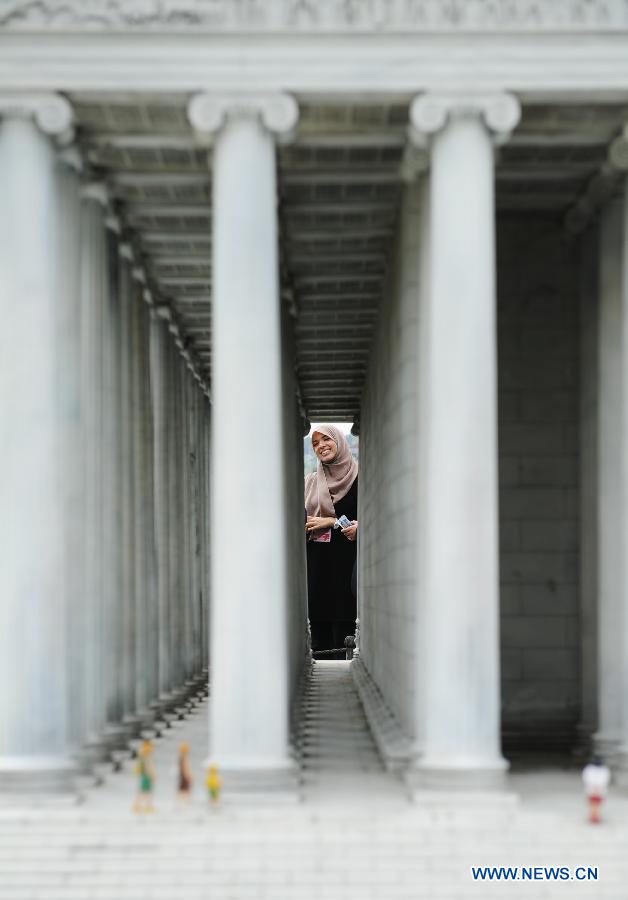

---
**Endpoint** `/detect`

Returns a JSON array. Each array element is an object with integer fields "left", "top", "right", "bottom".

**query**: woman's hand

[
  {"left": 341, "top": 520, "right": 358, "bottom": 541},
  {"left": 305, "top": 515, "right": 336, "bottom": 534}
]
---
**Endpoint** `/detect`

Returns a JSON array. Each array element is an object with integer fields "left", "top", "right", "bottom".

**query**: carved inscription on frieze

[{"left": 1, "top": 0, "right": 627, "bottom": 30}]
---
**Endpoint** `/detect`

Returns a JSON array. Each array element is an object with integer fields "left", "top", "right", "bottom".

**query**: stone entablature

[{"left": 1, "top": 0, "right": 628, "bottom": 31}]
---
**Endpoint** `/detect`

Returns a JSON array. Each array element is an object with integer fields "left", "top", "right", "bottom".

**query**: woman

[{"left": 304, "top": 425, "right": 358, "bottom": 655}]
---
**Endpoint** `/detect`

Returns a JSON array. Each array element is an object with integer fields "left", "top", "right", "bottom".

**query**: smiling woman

[{"left": 304, "top": 424, "right": 358, "bottom": 657}]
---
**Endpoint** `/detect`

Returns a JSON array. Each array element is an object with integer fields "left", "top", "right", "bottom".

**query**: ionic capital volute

[
  {"left": 608, "top": 126, "right": 628, "bottom": 172},
  {"left": 409, "top": 92, "right": 521, "bottom": 148},
  {"left": 187, "top": 92, "right": 299, "bottom": 144},
  {"left": 399, "top": 144, "right": 430, "bottom": 183},
  {"left": 81, "top": 181, "right": 109, "bottom": 207},
  {"left": 0, "top": 92, "right": 74, "bottom": 144}
]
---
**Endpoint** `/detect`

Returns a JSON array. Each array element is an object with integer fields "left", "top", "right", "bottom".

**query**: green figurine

[{"left": 133, "top": 740, "right": 155, "bottom": 814}]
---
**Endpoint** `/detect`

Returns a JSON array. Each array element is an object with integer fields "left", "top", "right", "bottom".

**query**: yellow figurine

[
  {"left": 206, "top": 763, "right": 222, "bottom": 805},
  {"left": 133, "top": 740, "right": 156, "bottom": 814}
]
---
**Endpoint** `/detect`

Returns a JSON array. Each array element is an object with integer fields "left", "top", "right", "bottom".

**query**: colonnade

[
  {"left": 7, "top": 85, "right": 628, "bottom": 797},
  {"left": 0, "top": 95, "right": 211, "bottom": 790},
  {"left": 0, "top": 87, "right": 528, "bottom": 794},
  {"left": 0, "top": 90, "right": 308, "bottom": 794}
]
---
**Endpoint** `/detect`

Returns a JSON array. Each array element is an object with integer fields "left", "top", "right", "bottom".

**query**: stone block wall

[
  {"left": 497, "top": 216, "right": 580, "bottom": 748},
  {"left": 359, "top": 181, "right": 422, "bottom": 741},
  {"left": 359, "top": 198, "right": 581, "bottom": 750}
]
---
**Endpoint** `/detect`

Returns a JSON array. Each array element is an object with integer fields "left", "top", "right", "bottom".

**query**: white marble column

[
  {"left": 130, "top": 273, "right": 158, "bottom": 727},
  {"left": 0, "top": 94, "right": 77, "bottom": 790},
  {"left": 166, "top": 336, "right": 184, "bottom": 696},
  {"left": 172, "top": 354, "right": 186, "bottom": 690},
  {"left": 101, "top": 219, "right": 128, "bottom": 748},
  {"left": 188, "top": 92, "right": 298, "bottom": 786},
  {"left": 180, "top": 367, "right": 194, "bottom": 684},
  {"left": 150, "top": 306, "right": 174, "bottom": 707},
  {"left": 118, "top": 245, "right": 140, "bottom": 735},
  {"left": 201, "top": 398, "right": 212, "bottom": 671},
  {"left": 78, "top": 181, "right": 111, "bottom": 764},
  {"left": 577, "top": 221, "right": 600, "bottom": 756},
  {"left": 55, "top": 149, "right": 84, "bottom": 759},
  {"left": 408, "top": 93, "right": 520, "bottom": 788},
  {"left": 190, "top": 377, "right": 203, "bottom": 678},
  {"left": 609, "top": 136, "right": 628, "bottom": 780},
  {"left": 593, "top": 199, "right": 625, "bottom": 760}
]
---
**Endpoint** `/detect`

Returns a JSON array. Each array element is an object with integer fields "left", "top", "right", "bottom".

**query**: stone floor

[{"left": 1, "top": 661, "right": 628, "bottom": 899}]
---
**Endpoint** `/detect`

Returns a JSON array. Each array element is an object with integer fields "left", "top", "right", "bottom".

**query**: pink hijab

[{"left": 304, "top": 425, "right": 358, "bottom": 519}]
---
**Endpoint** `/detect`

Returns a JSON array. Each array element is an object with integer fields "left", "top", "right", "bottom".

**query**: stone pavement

[{"left": 2, "top": 661, "right": 628, "bottom": 899}]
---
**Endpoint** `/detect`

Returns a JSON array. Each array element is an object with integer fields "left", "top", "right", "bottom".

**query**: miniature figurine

[
  {"left": 133, "top": 740, "right": 156, "bottom": 814},
  {"left": 582, "top": 756, "right": 610, "bottom": 824},
  {"left": 206, "top": 763, "right": 222, "bottom": 805},
  {"left": 177, "top": 742, "right": 193, "bottom": 803}
]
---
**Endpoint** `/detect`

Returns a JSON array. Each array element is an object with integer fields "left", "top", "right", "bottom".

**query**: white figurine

[{"left": 582, "top": 757, "right": 610, "bottom": 824}]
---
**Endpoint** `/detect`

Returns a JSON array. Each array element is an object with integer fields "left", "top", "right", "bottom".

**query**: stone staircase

[{"left": 2, "top": 661, "right": 628, "bottom": 899}]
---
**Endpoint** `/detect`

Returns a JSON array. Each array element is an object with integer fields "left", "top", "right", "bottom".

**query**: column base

[
  {"left": 134, "top": 707, "right": 157, "bottom": 735},
  {"left": 610, "top": 746, "right": 628, "bottom": 789},
  {"left": 405, "top": 756, "right": 516, "bottom": 824},
  {"left": 155, "top": 690, "right": 182, "bottom": 720},
  {"left": 121, "top": 714, "right": 146, "bottom": 740},
  {"left": 164, "top": 686, "right": 193, "bottom": 719},
  {"left": 407, "top": 755, "right": 510, "bottom": 791},
  {"left": 208, "top": 758, "right": 299, "bottom": 803},
  {"left": 0, "top": 755, "right": 78, "bottom": 795},
  {"left": 101, "top": 722, "right": 135, "bottom": 755},
  {"left": 75, "top": 735, "right": 111, "bottom": 780},
  {"left": 593, "top": 731, "right": 621, "bottom": 765}
]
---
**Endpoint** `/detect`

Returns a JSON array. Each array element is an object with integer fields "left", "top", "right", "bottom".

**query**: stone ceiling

[{"left": 73, "top": 94, "right": 628, "bottom": 421}]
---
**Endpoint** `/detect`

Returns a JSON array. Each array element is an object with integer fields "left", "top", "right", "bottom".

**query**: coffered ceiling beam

[
  {"left": 125, "top": 204, "right": 209, "bottom": 215},
  {"left": 148, "top": 255, "right": 210, "bottom": 265},
  {"left": 286, "top": 227, "right": 392, "bottom": 240},
  {"left": 111, "top": 172, "right": 210, "bottom": 187},
  {"left": 158, "top": 277, "right": 210, "bottom": 287},
  {"left": 282, "top": 171, "right": 399, "bottom": 185},
  {"left": 142, "top": 231, "right": 211, "bottom": 242}
]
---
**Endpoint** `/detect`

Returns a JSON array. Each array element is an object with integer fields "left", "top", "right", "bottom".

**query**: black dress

[{"left": 306, "top": 476, "right": 358, "bottom": 652}]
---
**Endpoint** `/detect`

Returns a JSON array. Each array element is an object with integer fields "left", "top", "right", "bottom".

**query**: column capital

[
  {"left": 58, "top": 146, "right": 84, "bottom": 174},
  {"left": 105, "top": 213, "right": 121, "bottom": 233},
  {"left": 399, "top": 144, "right": 430, "bottom": 183},
  {"left": 187, "top": 92, "right": 299, "bottom": 144},
  {"left": 118, "top": 242, "right": 135, "bottom": 262},
  {"left": 81, "top": 181, "right": 109, "bottom": 207},
  {"left": 142, "top": 287, "right": 154, "bottom": 307},
  {"left": 0, "top": 92, "right": 74, "bottom": 144},
  {"left": 409, "top": 92, "right": 521, "bottom": 147},
  {"left": 563, "top": 128, "right": 628, "bottom": 234},
  {"left": 154, "top": 304, "right": 172, "bottom": 321},
  {"left": 608, "top": 127, "right": 628, "bottom": 171}
]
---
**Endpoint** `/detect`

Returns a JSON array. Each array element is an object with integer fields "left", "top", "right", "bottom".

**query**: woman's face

[{"left": 312, "top": 431, "right": 337, "bottom": 463}]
